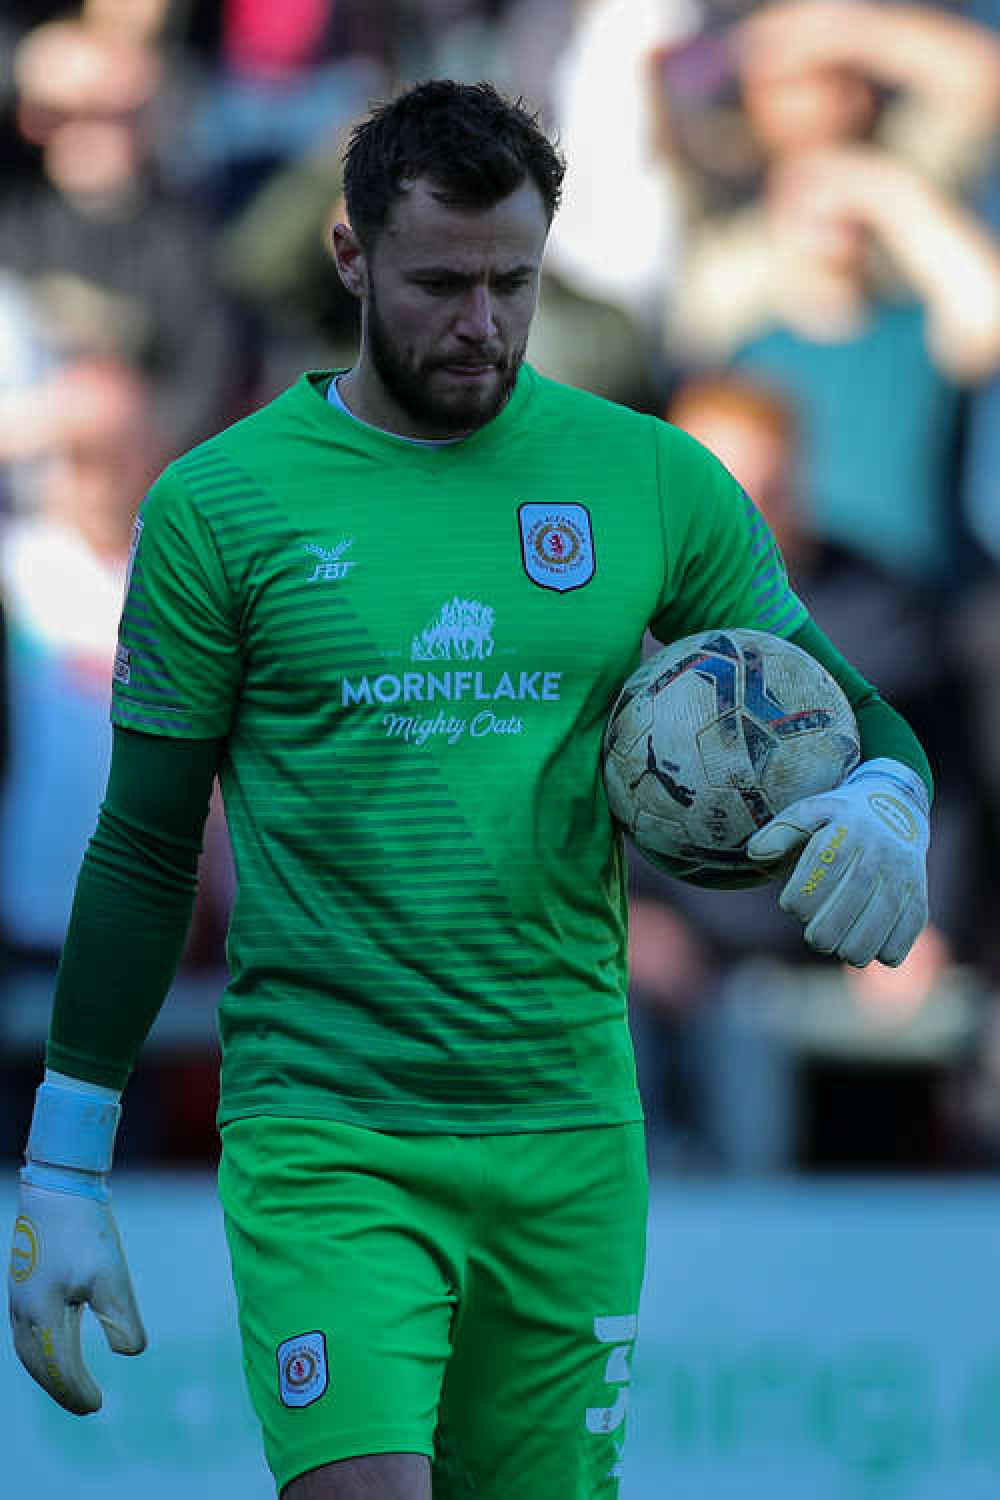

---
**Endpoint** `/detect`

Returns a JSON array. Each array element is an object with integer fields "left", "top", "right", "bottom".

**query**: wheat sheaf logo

[
  {"left": 304, "top": 537, "right": 355, "bottom": 582},
  {"left": 411, "top": 597, "right": 495, "bottom": 661}
]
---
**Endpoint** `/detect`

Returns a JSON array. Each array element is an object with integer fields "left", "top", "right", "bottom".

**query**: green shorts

[{"left": 218, "top": 1117, "right": 648, "bottom": 1497}]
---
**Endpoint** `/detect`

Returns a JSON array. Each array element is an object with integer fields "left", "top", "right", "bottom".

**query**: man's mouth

[{"left": 439, "top": 363, "right": 497, "bottom": 380}]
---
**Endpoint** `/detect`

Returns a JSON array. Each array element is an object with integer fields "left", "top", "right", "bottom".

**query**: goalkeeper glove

[
  {"left": 745, "top": 757, "right": 930, "bottom": 967},
  {"left": 8, "top": 1072, "right": 146, "bottom": 1414}
]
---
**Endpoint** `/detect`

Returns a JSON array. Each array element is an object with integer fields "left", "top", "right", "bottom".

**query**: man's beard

[{"left": 367, "top": 281, "right": 524, "bottom": 437}]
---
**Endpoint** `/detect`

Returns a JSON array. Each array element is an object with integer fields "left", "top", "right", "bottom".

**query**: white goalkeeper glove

[
  {"left": 8, "top": 1071, "right": 146, "bottom": 1414},
  {"left": 746, "top": 757, "right": 930, "bottom": 967}
]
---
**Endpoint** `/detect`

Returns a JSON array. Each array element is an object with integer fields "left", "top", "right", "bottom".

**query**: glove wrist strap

[
  {"left": 20, "top": 1160, "right": 111, "bottom": 1202},
  {"left": 843, "top": 757, "right": 930, "bottom": 819},
  {"left": 26, "top": 1080, "right": 121, "bottom": 1176}
]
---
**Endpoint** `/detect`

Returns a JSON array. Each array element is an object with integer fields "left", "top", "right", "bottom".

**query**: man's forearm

[
  {"left": 741, "top": 3, "right": 1000, "bottom": 127},
  {"left": 47, "top": 815, "right": 200, "bottom": 1087},
  {"left": 790, "top": 618, "right": 933, "bottom": 802},
  {"left": 47, "top": 728, "right": 220, "bottom": 1089},
  {"left": 848, "top": 4, "right": 1000, "bottom": 124},
  {"left": 871, "top": 167, "right": 1000, "bottom": 379}
]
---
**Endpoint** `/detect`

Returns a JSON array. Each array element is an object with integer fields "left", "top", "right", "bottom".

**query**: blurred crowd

[{"left": 0, "top": 0, "right": 998, "bottom": 1172}]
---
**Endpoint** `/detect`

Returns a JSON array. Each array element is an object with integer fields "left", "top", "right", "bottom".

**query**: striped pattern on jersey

[{"left": 111, "top": 365, "right": 814, "bottom": 1133}]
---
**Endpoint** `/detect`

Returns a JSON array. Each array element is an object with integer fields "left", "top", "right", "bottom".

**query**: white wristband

[{"left": 26, "top": 1080, "right": 121, "bottom": 1175}]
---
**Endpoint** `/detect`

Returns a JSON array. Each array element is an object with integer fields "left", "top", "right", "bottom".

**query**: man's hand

[
  {"left": 739, "top": 0, "right": 1000, "bottom": 126},
  {"left": 8, "top": 1078, "right": 145, "bottom": 1414},
  {"left": 746, "top": 758, "right": 930, "bottom": 967},
  {"left": 767, "top": 143, "right": 1000, "bottom": 378}
]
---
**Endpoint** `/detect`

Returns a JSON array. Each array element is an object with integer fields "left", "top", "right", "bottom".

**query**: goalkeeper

[{"left": 7, "top": 80, "right": 932, "bottom": 1500}]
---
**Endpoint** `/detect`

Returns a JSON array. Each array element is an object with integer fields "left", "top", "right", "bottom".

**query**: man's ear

[{"left": 332, "top": 222, "right": 368, "bottom": 300}]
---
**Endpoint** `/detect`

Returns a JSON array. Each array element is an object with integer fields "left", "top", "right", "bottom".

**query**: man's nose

[{"left": 455, "top": 285, "right": 498, "bottom": 341}]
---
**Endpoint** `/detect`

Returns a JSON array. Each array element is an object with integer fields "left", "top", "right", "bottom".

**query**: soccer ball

[{"left": 602, "top": 628, "right": 861, "bottom": 888}]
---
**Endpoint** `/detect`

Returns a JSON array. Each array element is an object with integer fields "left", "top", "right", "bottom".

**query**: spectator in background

[
  {"left": 179, "top": 0, "right": 394, "bottom": 218},
  {"left": 81, "top": 0, "right": 183, "bottom": 43},
  {"left": 629, "top": 370, "right": 983, "bottom": 1160},
  {"left": 0, "top": 351, "right": 232, "bottom": 971},
  {"left": 728, "top": 143, "right": 1000, "bottom": 593},
  {"left": 0, "top": 17, "right": 239, "bottom": 455},
  {"left": 545, "top": 0, "right": 690, "bottom": 336},
  {"left": 212, "top": 134, "right": 364, "bottom": 400},
  {"left": 662, "top": 0, "right": 1000, "bottom": 349},
  {"left": 0, "top": 271, "right": 54, "bottom": 517},
  {"left": 0, "top": 356, "right": 158, "bottom": 964},
  {"left": 951, "top": 179, "right": 1000, "bottom": 952},
  {"left": 658, "top": 1, "right": 1000, "bottom": 594},
  {"left": 520, "top": 0, "right": 688, "bottom": 408},
  {"left": 496, "top": 0, "right": 576, "bottom": 124}
]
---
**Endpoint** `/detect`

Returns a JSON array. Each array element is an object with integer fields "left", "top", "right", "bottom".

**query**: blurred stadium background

[{"left": 0, "top": 1, "right": 998, "bottom": 1495}]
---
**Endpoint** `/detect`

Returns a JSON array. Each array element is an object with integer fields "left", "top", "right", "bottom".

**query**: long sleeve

[
  {"left": 789, "top": 617, "right": 934, "bottom": 801},
  {"left": 46, "top": 727, "right": 222, "bottom": 1089}
]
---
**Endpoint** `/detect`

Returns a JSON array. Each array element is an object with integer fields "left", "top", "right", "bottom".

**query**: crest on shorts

[
  {"left": 518, "top": 503, "right": 596, "bottom": 593},
  {"left": 277, "top": 1330, "right": 329, "bottom": 1408}
]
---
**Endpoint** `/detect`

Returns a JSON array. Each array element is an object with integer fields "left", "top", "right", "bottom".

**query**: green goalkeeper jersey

[{"left": 111, "top": 365, "right": 807, "bottom": 1132}]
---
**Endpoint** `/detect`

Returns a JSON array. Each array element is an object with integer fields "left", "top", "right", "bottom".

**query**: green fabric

[
  {"left": 219, "top": 1116, "right": 647, "bottom": 1495},
  {"left": 789, "top": 618, "right": 934, "bottom": 801},
  {"left": 45, "top": 729, "right": 218, "bottom": 1089},
  {"left": 46, "top": 371, "right": 930, "bottom": 1110},
  {"left": 107, "top": 366, "right": 807, "bottom": 1132}
]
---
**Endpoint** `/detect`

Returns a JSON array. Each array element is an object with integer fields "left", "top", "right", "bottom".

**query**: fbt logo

[{"left": 304, "top": 538, "right": 355, "bottom": 582}]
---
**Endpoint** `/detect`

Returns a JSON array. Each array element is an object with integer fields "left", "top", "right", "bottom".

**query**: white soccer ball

[{"left": 602, "top": 627, "right": 861, "bottom": 888}]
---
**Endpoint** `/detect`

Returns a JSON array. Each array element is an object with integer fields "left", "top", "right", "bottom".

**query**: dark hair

[{"left": 343, "top": 79, "right": 565, "bottom": 249}]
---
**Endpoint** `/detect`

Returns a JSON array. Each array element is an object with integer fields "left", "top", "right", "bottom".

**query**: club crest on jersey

[
  {"left": 518, "top": 503, "right": 595, "bottom": 593},
  {"left": 304, "top": 538, "right": 355, "bottom": 582},
  {"left": 277, "top": 1330, "right": 329, "bottom": 1408}
]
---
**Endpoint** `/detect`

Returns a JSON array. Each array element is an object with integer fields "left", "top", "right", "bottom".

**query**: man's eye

[{"left": 417, "top": 279, "right": 454, "bottom": 294}]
